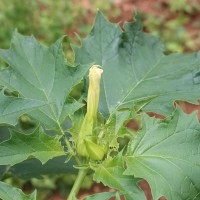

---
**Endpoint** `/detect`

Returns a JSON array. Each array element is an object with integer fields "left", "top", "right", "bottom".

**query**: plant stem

[
  {"left": 67, "top": 169, "right": 88, "bottom": 200},
  {"left": 57, "top": 124, "right": 75, "bottom": 155},
  {"left": 57, "top": 124, "right": 82, "bottom": 165}
]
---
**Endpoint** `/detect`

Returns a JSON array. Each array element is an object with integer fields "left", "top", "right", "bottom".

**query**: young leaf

[
  {"left": 125, "top": 109, "right": 200, "bottom": 200},
  {"left": 91, "top": 153, "right": 146, "bottom": 200},
  {"left": 0, "top": 31, "right": 89, "bottom": 129},
  {"left": 105, "top": 109, "right": 136, "bottom": 136},
  {"left": 74, "top": 11, "right": 200, "bottom": 117},
  {"left": 0, "top": 127, "right": 65, "bottom": 166},
  {"left": 0, "top": 181, "right": 36, "bottom": 200},
  {"left": 97, "top": 109, "right": 136, "bottom": 157}
]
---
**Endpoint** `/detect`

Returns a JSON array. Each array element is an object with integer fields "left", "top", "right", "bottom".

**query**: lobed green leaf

[
  {"left": 74, "top": 11, "right": 200, "bottom": 118},
  {"left": 125, "top": 109, "right": 200, "bottom": 200},
  {"left": 0, "top": 127, "right": 65, "bottom": 166},
  {"left": 91, "top": 153, "right": 146, "bottom": 200},
  {"left": 0, "top": 32, "right": 89, "bottom": 129}
]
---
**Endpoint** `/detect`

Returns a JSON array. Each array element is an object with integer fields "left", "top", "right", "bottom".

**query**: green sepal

[{"left": 84, "top": 138, "right": 106, "bottom": 160}]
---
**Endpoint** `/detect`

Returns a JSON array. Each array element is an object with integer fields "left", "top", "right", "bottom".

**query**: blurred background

[
  {"left": 1, "top": 0, "right": 200, "bottom": 199},
  {"left": 1, "top": 0, "right": 200, "bottom": 59}
]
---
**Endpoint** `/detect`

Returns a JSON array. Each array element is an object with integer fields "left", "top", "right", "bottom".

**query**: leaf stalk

[{"left": 57, "top": 124, "right": 75, "bottom": 156}]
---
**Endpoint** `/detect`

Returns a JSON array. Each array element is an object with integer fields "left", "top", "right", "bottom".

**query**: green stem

[
  {"left": 57, "top": 124, "right": 81, "bottom": 165},
  {"left": 67, "top": 169, "right": 88, "bottom": 200},
  {"left": 57, "top": 124, "right": 75, "bottom": 155}
]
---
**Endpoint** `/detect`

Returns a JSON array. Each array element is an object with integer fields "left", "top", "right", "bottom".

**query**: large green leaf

[
  {"left": 0, "top": 31, "right": 89, "bottom": 129},
  {"left": 0, "top": 127, "right": 65, "bottom": 166},
  {"left": 0, "top": 181, "right": 36, "bottom": 200},
  {"left": 74, "top": 12, "right": 200, "bottom": 117},
  {"left": 125, "top": 109, "right": 200, "bottom": 200},
  {"left": 91, "top": 153, "right": 145, "bottom": 200}
]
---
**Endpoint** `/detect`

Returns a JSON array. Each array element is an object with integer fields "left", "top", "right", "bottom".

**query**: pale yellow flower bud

[
  {"left": 77, "top": 65, "right": 104, "bottom": 159},
  {"left": 87, "top": 65, "right": 103, "bottom": 122}
]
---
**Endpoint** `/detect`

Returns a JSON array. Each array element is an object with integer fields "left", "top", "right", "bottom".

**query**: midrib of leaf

[
  {"left": 10, "top": 48, "right": 58, "bottom": 124},
  {"left": 107, "top": 51, "right": 164, "bottom": 118},
  {"left": 0, "top": 132, "right": 65, "bottom": 163},
  {"left": 164, "top": 157, "right": 198, "bottom": 192},
  {"left": 135, "top": 158, "right": 173, "bottom": 194},
  {"left": 0, "top": 135, "right": 56, "bottom": 153},
  {"left": 1, "top": 98, "right": 46, "bottom": 116},
  {"left": 0, "top": 187, "right": 19, "bottom": 199},
  {"left": 136, "top": 127, "right": 197, "bottom": 156},
  {"left": 100, "top": 17, "right": 109, "bottom": 117},
  {"left": 18, "top": 38, "right": 63, "bottom": 126},
  {"left": 50, "top": 37, "right": 67, "bottom": 117},
  {"left": 98, "top": 16, "right": 104, "bottom": 64},
  {"left": 133, "top": 128, "right": 175, "bottom": 155},
  {"left": 131, "top": 155, "right": 200, "bottom": 168},
  {"left": 17, "top": 37, "right": 52, "bottom": 98},
  {"left": 0, "top": 150, "right": 64, "bottom": 155},
  {"left": 193, "top": 191, "right": 200, "bottom": 199},
  {"left": 35, "top": 107, "right": 56, "bottom": 122},
  {"left": 132, "top": 155, "right": 199, "bottom": 197},
  {"left": 102, "top": 77, "right": 110, "bottom": 115},
  {"left": 95, "top": 18, "right": 122, "bottom": 118},
  {"left": 94, "top": 13, "right": 122, "bottom": 65},
  {"left": 129, "top": 27, "right": 140, "bottom": 83},
  {"left": 0, "top": 150, "right": 64, "bottom": 157}
]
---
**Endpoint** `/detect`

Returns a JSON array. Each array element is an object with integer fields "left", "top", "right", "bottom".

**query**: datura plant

[{"left": 0, "top": 11, "right": 200, "bottom": 200}]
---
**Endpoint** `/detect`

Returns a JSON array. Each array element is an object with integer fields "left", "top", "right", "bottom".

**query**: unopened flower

[{"left": 77, "top": 65, "right": 105, "bottom": 160}]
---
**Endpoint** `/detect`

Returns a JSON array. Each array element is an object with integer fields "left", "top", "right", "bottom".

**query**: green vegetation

[
  {"left": 0, "top": 10, "right": 200, "bottom": 200},
  {"left": 0, "top": 1, "right": 200, "bottom": 199}
]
